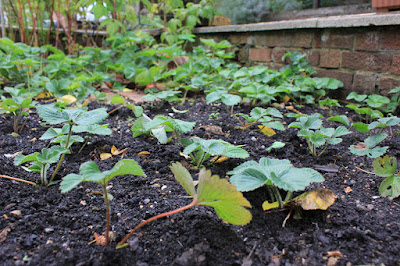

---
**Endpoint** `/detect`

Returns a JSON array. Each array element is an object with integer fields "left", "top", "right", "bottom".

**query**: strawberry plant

[
  {"left": 116, "top": 162, "right": 252, "bottom": 249},
  {"left": 0, "top": 94, "right": 36, "bottom": 133},
  {"left": 131, "top": 114, "right": 195, "bottom": 145},
  {"left": 228, "top": 157, "right": 324, "bottom": 209},
  {"left": 349, "top": 133, "right": 388, "bottom": 158},
  {"left": 60, "top": 159, "right": 146, "bottom": 246},
  {"left": 37, "top": 104, "right": 109, "bottom": 180},
  {"left": 289, "top": 113, "right": 351, "bottom": 156},
  {"left": 183, "top": 137, "right": 249, "bottom": 167}
]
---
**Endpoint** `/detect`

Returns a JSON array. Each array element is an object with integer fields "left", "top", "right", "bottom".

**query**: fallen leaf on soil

[
  {"left": 200, "top": 125, "right": 226, "bottom": 136},
  {"left": 285, "top": 105, "right": 303, "bottom": 114},
  {"left": 258, "top": 125, "right": 276, "bottom": 137},
  {"left": 10, "top": 210, "right": 22, "bottom": 218},
  {"left": 99, "top": 81, "right": 113, "bottom": 92},
  {"left": 262, "top": 201, "right": 280, "bottom": 211},
  {"left": 344, "top": 187, "right": 353, "bottom": 193},
  {"left": 138, "top": 151, "right": 150, "bottom": 157},
  {"left": 0, "top": 224, "right": 15, "bottom": 243},
  {"left": 30, "top": 137, "right": 37, "bottom": 142},
  {"left": 100, "top": 153, "right": 112, "bottom": 160},
  {"left": 111, "top": 146, "right": 127, "bottom": 156},
  {"left": 290, "top": 189, "right": 336, "bottom": 210},
  {"left": 118, "top": 91, "right": 150, "bottom": 103},
  {"left": 35, "top": 92, "right": 53, "bottom": 99},
  {"left": 351, "top": 142, "right": 367, "bottom": 151},
  {"left": 60, "top": 95, "right": 77, "bottom": 104},
  {"left": 327, "top": 251, "right": 343, "bottom": 257},
  {"left": 210, "top": 156, "right": 228, "bottom": 163},
  {"left": 167, "top": 56, "right": 190, "bottom": 70}
]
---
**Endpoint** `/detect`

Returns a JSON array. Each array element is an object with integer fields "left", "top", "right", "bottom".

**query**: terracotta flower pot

[{"left": 372, "top": 0, "right": 400, "bottom": 12}]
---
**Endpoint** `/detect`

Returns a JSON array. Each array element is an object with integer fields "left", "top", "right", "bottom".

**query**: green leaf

[
  {"left": 170, "top": 162, "right": 196, "bottom": 197},
  {"left": 14, "top": 152, "right": 40, "bottom": 166},
  {"left": 196, "top": 168, "right": 252, "bottom": 225},
  {"left": 74, "top": 108, "right": 108, "bottom": 125},
  {"left": 266, "top": 141, "right": 285, "bottom": 152},
  {"left": 106, "top": 159, "right": 146, "bottom": 183},
  {"left": 379, "top": 176, "right": 400, "bottom": 198},
  {"left": 327, "top": 115, "right": 350, "bottom": 127},
  {"left": 365, "top": 133, "right": 387, "bottom": 148},
  {"left": 373, "top": 156, "right": 397, "bottom": 177},
  {"left": 36, "top": 104, "right": 68, "bottom": 125},
  {"left": 366, "top": 95, "right": 390, "bottom": 108},
  {"left": 60, "top": 174, "right": 85, "bottom": 193},
  {"left": 352, "top": 122, "right": 370, "bottom": 133},
  {"left": 151, "top": 126, "right": 168, "bottom": 144},
  {"left": 347, "top": 92, "right": 367, "bottom": 102}
]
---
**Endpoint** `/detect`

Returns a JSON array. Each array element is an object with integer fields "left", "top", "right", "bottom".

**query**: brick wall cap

[{"left": 194, "top": 13, "right": 400, "bottom": 34}]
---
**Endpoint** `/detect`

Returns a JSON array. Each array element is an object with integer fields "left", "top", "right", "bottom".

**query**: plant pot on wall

[{"left": 372, "top": 0, "right": 400, "bottom": 12}]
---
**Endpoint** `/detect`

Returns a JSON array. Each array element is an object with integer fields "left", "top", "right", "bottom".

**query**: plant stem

[
  {"left": 318, "top": 145, "right": 328, "bottom": 157},
  {"left": 41, "top": 164, "right": 47, "bottom": 186},
  {"left": 49, "top": 123, "right": 73, "bottom": 184},
  {"left": 0, "top": 174, "right": 36, "bottom": 186},
  {"left": 271, "top": 185, "right": 283, "bottom": 208},
  {"left": 284, "top": 191, "right": 293, "bottom": 202},
  {"left": 116, "top": 200, "right": 197, "bottom": 249},
  {"left": 102, "top": 181, "right": 111, "bottom": 246}
]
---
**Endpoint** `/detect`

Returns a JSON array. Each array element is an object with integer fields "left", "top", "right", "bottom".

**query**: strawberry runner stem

[{"left": 116, "top": 200, "right": 197, "bottom": 249}]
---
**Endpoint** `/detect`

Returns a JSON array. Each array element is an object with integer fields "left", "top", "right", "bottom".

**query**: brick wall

[{"left": 197, "top": 26, "right": 400, "bottom": 98}]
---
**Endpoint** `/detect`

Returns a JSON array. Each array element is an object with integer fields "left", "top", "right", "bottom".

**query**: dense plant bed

[{"left": 0, "top": 100, "right": 399, "bottom": 265}]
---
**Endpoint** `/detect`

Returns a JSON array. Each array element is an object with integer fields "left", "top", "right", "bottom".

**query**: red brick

[
  {"left": 307, "top": 50, "right": 320, "bottom": 66},
  {"left": 264, "top": 32, "right": 286, "bottom": 47},
  {"left": 352, "top": 73, "right": 378, "bottom": 94},
  {"left": 271, "top": 48, "right": 286, "bottom": 63},
  {"left": 341, "top": 51, "right": 391, "bottom": 72},
  {"left": 314, "top": 68, "right": 353, "bottom": 95},
  {"left": 319, "top": 49, "right": 341, "bottom": 69},
  {"left": 391, "top": 54, "right": 400, "bottom": 75},
  {"left": 287, "top": 31, "right": 313, "bottom": 48},
  {"left": 229, "top": 34, "right": 250, "bottom": 45},
  {"left": 314, "top": 29, "right": 354, "bottom": 49},
  {"left": 379, "top": 76, "right": 400, "bottom": 96},
  {"left": 249, "top": 48, "right": 272, "bottom": 62},
  {"left": 355, "top": 31, "right": 379, "bottom": 51},
  {"left": 381, "top": 29, "right": 400, "bottom": 50}
]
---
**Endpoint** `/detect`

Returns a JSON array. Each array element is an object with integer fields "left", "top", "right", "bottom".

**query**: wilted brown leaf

[
  {"left": 200, "top": 125, "right": 227, "bottom": 136},
  {"left": 210, "top": 156, "right": 228, "bottom": 163},
  {"left": 291, "top": 188, "right": 336, "bottom": 210},
  {"left": 118, "top": 91, "right": 150, "bottom": 103},
  {"left": 0, "top": 224, "right": 15, "bottom": 243},
  {"left": 167, "top": 56, "right": 190, "bottom": 70},
  {"left": 138, "top": 151, "right": 151, "bottom": 157}
]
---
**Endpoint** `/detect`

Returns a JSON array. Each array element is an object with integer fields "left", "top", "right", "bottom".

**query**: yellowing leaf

[
  {"left": 35, "top": 92, "right": 53, "bottom": 99},
  {"left": 262, "top": 201, "right": 280, "bottom": 211},
  {"left": 122, "top": 88, "right": 134, "bottom": 92},
  {"left": 100, "top": 153, "right": 112, "bottom": 160},
  {"left": 291, "top": 189, "right": 336, "bottom": 210},
  {"left": 61, "top": 95, "right": 77, "bottom": 104},
  {"left": 282, "top": 95, "right": 290, "bottom": 103},
  {"left": 258, "top": 125, "right": 276, "bottom": 137},
  {"left": 210, "top": 156, "right": 228, "bottom": 163}
]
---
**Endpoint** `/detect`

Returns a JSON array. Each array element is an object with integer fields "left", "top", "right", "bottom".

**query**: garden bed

[{"left": 1, "top": 99, "right": 399, "bottom": 265}]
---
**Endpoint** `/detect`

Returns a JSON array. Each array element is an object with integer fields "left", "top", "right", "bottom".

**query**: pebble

[
  {"left": 143, "top": 198, "right": 150, "bottom": 204},
  {"left": 10, "top": 210, "right": 22, "bottom": 218},
  {"left": 251, "top": 137, "right": 257, "bottom": 142},
  {"left": 44, "top": 228, "right": 54, "bottom": 233},
  {"left": 5, "top": 203, "right": 16, "bottom": 210}
]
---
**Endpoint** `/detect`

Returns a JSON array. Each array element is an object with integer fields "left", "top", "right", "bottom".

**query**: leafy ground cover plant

[
  {"left": 0, "top": 94, "right": 36, "bottom": 133},
  {"left": 235, "top": 106, "right": 284, "bottom": 133},
  {"left": 227, "top": 157, "right": 325, "bottom": 209},
  {"left": 132, "top": 114, "right": 195, "bottom": 145},
  {"left": 183, "top": 137, "right": 249, "bottom": 167},
  {"left": 116, "top": 162, "right": 252, "bottom": 249},
  {"left": 14, "top": 146, "right": 69, "bottom": 186},
  {"left": 288, "top": 113, "right": 351, "bottom": 156},
  {"left": 373, "top": 156, "right": 400, "bottom": 198},
  {"left": 60, "top": 159, "right": 146, "bottom": 246},
  {"left": 349, "top": 133, "right": 388, "bottom": 158},
  {"left": 37, "top": 104, "right": 109, "bottom": 180}
]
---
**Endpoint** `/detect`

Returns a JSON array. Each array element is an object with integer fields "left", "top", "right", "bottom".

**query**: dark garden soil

[{"left": 0, "top": 99, "right": 399, "bottom": 266}]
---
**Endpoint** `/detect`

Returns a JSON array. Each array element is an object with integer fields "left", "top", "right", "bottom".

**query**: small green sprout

[
  {"left": 60, "top": 159, "right": 146, "bottom": 246},
  {"left": 0, "top": 95, "right": 36, "bottom": 133},
  {"left": 349, "top": 133, "right": 388, "bottom": 158}
]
